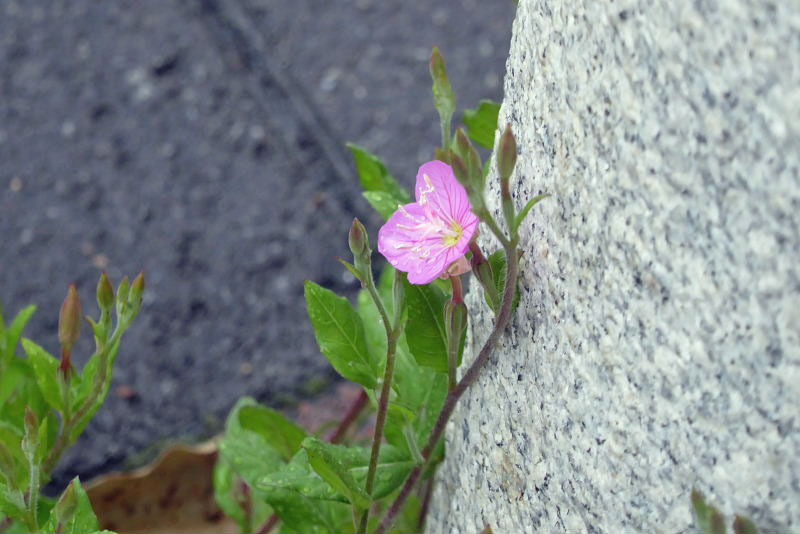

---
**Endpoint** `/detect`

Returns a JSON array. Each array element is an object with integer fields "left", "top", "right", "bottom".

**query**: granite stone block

[{"left": 427, "top": 0, "right": 799, "bottom": 532}]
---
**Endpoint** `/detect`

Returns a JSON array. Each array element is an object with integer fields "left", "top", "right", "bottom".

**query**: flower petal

[{"left": 415, "top": 160, "right": 472, "bottom": 225}]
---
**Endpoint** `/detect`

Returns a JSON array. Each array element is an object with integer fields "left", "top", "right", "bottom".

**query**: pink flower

[{"left": 378, "top": 160, "right": 479, "bottom": 284}]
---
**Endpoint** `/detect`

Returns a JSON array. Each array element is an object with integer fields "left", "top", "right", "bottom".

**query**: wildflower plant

[
  {"left": 215, "top": 47, "right": 547, "bottom": 534},
  {"left": 0, "top": 272, "right": 143, "bottom": 534}
]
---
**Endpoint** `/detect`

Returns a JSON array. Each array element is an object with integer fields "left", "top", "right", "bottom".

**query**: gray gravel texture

[{"left": 0, "top": 0, "right": 515, "bottom": 490}]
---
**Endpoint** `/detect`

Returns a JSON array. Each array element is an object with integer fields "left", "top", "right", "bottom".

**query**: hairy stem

[
  {"left": 375, "top": 239, "right": 519, "bottom": 534},
  {"left": 42, "top": 330, "right": 119, "bottom": 476}
]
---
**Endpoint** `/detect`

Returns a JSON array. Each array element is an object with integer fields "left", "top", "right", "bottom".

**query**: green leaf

[
  {"left": 0, "top": 358, "right": 28, "bottom": 408},
  {"left": 512, "top": 194, "right": 549, "bottom": 234},
  {"left": 347, "top": 143, "right": 411, "bottom": 203},
  {"left": 488, "top": 250, "right": 520, "bottom": 313},
  {"left": 733, "top": 516, "right": 758, "bottom": 534},
  {"left": 0, "top": 481, "right": 26, "bottom": 522},
  {"left": 304, "top": 281, "right": 377, "bottom": 389},
  {"left": 3, "top": 306, "right": 36, "bottom": 366},
  {"left": 256, "top": 450, "right": 351, "bottom": 534},
  {"left": 21, "top": 339, "right": 62, "bottom": 413},
  {"left": 303, "top": 437, "right": 371, "bottom": 509},
  {"left": 212, "top": 457, "right": 248, "bottom": 532},
  {"left": 363, "top": 191, "right": 404, "bottom": 220},
  {"left": 691, "top": 489, "right": 727, "bottom": 534},
  {"left": 463, "top": 100, "right": 500, "bottom": 149},
  {"left": 239, "top": 405, "right": 307, "bottom": 462},
  {"left": 212, "top": 456, "right": 272, "bottom": 534},
  {"left": 403, "top": 282, "right": 449, "bottom": 373},
  {"left": 42, "top": 477, "right": 99, "bottom": 534},
  {"left": 218, "top": 398, "right": 284, "bottom": 490}
]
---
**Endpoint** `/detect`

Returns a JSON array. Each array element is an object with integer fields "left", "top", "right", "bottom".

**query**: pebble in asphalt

[{"left": 0, "top": 0, "right": 516, "bottom": 490}]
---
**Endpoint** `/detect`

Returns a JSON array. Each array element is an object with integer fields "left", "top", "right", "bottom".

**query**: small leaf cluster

[{"left": 0, "top": 273, "right": 143, "bottom": 534}]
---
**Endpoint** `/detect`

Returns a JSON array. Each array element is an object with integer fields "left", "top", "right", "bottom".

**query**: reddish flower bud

[
  {"left": 498, "top": 123, "right": 518, "bottom": 185},
  {"left": 58, "top": 284, "right": 81, "bottom": 352}
]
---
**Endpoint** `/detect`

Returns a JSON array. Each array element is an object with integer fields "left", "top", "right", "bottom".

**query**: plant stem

[
  {"left": 42, "top": 330, "right": 119, "bottom": 476},
  {"left": 357, "top": 273, "right": 401, "bottom": 533},
  {"left": 375, "top": 239, "right": 519, "bottom": 534}
]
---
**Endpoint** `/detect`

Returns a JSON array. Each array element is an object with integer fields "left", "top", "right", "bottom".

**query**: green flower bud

[
  {"left": 116, "top": 276, "right": 130, "bottom": 318},
  {"left": 129, "top": 272, "right": 145, "bottom": 319},
  {"left": 96, "top": 272, "right": 114, "bottom": 313},
  {"left": 348, "top": 218, "right": 372, "bottom": 282},
  {"left": 58, "top": 284, "right": 82, "bottom": 352}
]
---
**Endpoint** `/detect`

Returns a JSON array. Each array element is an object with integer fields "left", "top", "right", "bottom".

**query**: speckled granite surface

[{"left": 427, "top": 1, "right": 800, "bottom": 532}]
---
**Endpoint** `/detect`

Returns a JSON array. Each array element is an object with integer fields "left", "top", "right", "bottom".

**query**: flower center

[{"left": 441, "top": 220, "right": 463, "bottom": 247}]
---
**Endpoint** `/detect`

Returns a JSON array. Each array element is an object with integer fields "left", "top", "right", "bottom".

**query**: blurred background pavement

[{"left": 0, "top": 0, "right": 515, "bottom": 490}]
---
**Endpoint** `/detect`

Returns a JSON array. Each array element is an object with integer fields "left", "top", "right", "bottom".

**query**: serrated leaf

[
  {"left": 304, "top": 281, "right": 377, "bottom": 389},
  {"left": 3, "top": 306, "right": 36, "bottom": 366},
  {"left": 303, "top": 437, "right": 370, "bottom": 509},
  {"left": 363, "top": 191, "right": 404, "bottom": 220},
  {"left": 0, "top": 481, "right": 26, "bottom": 522},
  {"left": 21, "top": 339, "right": 62, "bottom": 413},
  {"left": 239, "top": 405, "right": 307, "bottom": 462},
  {"left": 463, "top": 100, "right": 500, "bottom": 149},
  {"left": 488, "top": 250, "right": 520, "bottom": 313},
  {"left": 347, "top": 143, "right": 410, "bottom": 202},
  {"left": 733, "top": 515, "right": 758, "bottom": 534},
  {"left": 403, "top": 283, "right": 449, "bottom": 373},
  {"left": 42, "top": 477, "right": 99, "bottom": 534},
  {"left": 512, "top": 194, "right": 549, "bottom": 234}
]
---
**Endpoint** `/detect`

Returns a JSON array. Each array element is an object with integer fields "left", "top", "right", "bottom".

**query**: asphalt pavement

[{"left": 0, "top": 0, "right": 515, "bottom": 490}]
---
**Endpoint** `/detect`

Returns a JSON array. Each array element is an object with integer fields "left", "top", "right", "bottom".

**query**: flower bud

[
  {"left": 22, "top": 406, "right": 38, "bottom": 460},
  {"left": 348, "top": 218, "right": 372, "bottom": 282},
  {"left": 128, "top": 272, "right": 145, "bottom": 319},
  {"left": 116, "top": 276, "right": 130, "bottom": 318},
  {"left": 58, "top": 285, "right": 81, "bottom": 352},
  {"left": 498, "top": 123, "right": 517, "bottom": 185},
  {"left": 434, "top": 146, "right": 451, "bottom": 165},
  {"left": 429, "top": 47, "right": 455, "bottom": 114},
  {"left": 96, "top": 272, "right": 114, "bottom": 313}
]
